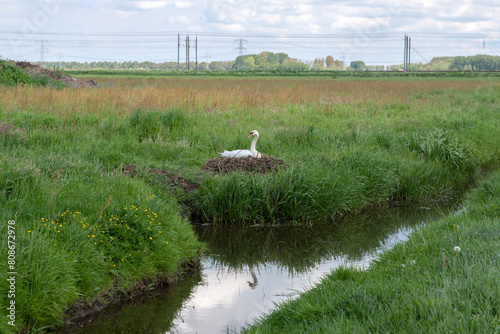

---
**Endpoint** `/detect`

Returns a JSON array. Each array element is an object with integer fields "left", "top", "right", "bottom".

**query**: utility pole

[
  {"left": 177, "top": 32, "right": 180, "bottom": 70},
  {"left": 186, "top": 35, "right": 190, "bottom": 70},
  {"left": 403, "top": 34, "right": 407, "bottom": 71},
  {"left": 195, "top": 36, "right": 198, "bottom": 70},
  {"left": 408, "top": 37, "right": 411, "bottom": 71}
]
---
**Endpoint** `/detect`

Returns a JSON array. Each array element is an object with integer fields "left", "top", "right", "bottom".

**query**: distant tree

[
  {"left": 312, "top": 58, "right": 325, "bottom": 70},
  {"left": 198, "top": 61, "right": 209, "bottom": 70},
  {"left": 267, "top": 52, "right": 279, "bottom": 65},
  {"left": 450, "top": 56, "right": 467, "bottom": 70},
  {"left": 209, "top": 61, "right": 223, "bottom": 70},
  {"left": 276, "top": 52, "right": 288, "bottom": 64},
  {"left": 281, "top": 58, "right": 310, "bottom": 71},
  {"left": 350, "top": 60, "right": 365, "bottom": 71},
  {"left": 242, "top": 56, "right": 256, "bottom": 70},
  {"left": 326, "top": 55, "right": 335, "bottom": 69}
]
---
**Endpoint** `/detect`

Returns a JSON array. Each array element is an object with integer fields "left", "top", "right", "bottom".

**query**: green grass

[
  {"left": 0, "top": 113, "right": 202, "bottom": 332},
  {"left": 242, "top": 170, "right": 500, "bottom": 333},
  {"left": 0, "top": 75, "right": 499, "bottom": 332}
]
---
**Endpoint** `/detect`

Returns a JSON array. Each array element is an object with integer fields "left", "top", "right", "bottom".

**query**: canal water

[{"left": 58, "top": 197, "right": 461, "bottom": 334}]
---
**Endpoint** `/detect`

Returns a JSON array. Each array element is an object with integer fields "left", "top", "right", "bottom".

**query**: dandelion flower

[
  {"left": 28, "top": 230, "right": 32, "bottom": 233},
  {"left": 401, "top": 264, "right": 405, "bottom": 268},
  {"left": 410, "top": 260, "right": 416, "bottom": 265},
  {"left": 454, "top": 246, "right": 461, "bottom": 252}
]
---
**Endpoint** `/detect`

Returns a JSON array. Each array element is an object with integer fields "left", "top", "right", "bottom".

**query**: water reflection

[
  {"left": 59, "top": 199, "right": 460, "bottom": 334},
  {"left": 56, "top": 274, "right": 202, "bottom": 334},
  {"left": 195, "top": 201, "right": 453, "bottom": 275}
]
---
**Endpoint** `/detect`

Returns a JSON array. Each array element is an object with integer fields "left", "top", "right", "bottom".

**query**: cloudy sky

[{"left": 1, "top": 0, "right": 499, "bottom": 65}]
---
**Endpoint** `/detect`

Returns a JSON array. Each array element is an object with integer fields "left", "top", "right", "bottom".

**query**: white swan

[{"left": 219, "top": 130, "right": 262, "bottom": 158}]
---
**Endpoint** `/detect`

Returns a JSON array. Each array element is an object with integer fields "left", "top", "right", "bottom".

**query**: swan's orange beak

[{"left": 248, "top": 133, "right": 253, "bottom": 138}]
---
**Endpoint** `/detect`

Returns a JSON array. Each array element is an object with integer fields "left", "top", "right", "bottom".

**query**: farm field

[{"left": 0, "top": 73, "right": 500, "bottom": 332}]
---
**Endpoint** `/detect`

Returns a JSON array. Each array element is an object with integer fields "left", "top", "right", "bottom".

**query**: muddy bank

[{"left": 52, "top": 260, "right": 200, "bottom": 333}]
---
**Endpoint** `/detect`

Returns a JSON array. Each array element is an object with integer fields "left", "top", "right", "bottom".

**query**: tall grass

[{"left": 0, "top": 77, "right": 486, "bottom": 115}]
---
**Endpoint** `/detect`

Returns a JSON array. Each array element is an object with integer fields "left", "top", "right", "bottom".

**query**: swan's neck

[{"left": 250, "top": 134, "right": 259, "bottom": 155}]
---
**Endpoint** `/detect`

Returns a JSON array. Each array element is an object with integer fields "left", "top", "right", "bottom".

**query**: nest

[{"left": 201, "top": 155, "right": 286, "bottom": 174}]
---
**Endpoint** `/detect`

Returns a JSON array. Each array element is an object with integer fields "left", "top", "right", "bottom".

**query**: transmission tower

[
  {"left": 34, "top": 40, "right": 50, "bottom": 65},
  {"left": 233, "top": 38, "right": 248, "bottom": 55}
]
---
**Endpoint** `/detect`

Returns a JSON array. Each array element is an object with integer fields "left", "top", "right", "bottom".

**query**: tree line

[
  {"left": 42, "top": 52, "right": 345, "bottom": 71},
  {"left": 449, "top": 55, "right": 500, "bottom": 71},
  {"left": 39, "top": 54, "right": 500, "bottom": 72}
]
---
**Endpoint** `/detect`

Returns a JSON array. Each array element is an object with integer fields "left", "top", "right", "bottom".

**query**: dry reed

[{"left": 0, "top": 78, "right": 483, "bottom": 116}]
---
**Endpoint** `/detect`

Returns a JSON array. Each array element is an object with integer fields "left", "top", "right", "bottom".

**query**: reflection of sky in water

[{"left": 170, "top": 223, "right": 423, "bottom": 334}]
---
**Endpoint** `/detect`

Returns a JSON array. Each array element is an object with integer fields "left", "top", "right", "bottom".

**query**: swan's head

[{"left": 248, "top": 130, "right": 259, "bottom": 138}]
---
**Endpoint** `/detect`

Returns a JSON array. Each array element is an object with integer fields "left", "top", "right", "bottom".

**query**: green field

[{"left": 0, "top": 67, "right": 499, "bottom": 332}]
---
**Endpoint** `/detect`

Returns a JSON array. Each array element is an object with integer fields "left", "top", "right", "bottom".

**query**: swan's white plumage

[{"left": 219, "top": 130, "right": 262, "bottom": 158}]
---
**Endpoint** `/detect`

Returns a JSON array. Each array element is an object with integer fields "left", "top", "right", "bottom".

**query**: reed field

[
  {"left": 0, "top": 76, "right": 488, "bottom": 114},
  {"left": 1, "top": 73, "right": 500, "bottom": 332}
]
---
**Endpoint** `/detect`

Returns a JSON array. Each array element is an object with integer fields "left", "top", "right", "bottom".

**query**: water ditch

[{"left": 56, "top": 193, "right": 464, "bottom": 334}]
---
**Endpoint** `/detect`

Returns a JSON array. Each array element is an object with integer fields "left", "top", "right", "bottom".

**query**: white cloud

[
  {"left": 135, "top": 1, "right": 168, "bottom": 10},
  {"left": 168, "top": 15, "right": 190, "bottom": 24},
  {"left": 174, "top": 1, "right": 192, "bottom": 8}
]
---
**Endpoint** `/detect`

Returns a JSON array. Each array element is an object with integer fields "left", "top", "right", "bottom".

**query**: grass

[
  {"left": 242, "top": 169, "right": 500, "bottom": 333},
  {"left": 0, "top": 74, "right": 499, "bottom": 332}
]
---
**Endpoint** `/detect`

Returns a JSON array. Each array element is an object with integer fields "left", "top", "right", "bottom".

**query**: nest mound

[
  {"left": 202, "top": 155, "right": 286, "bottom": 174},
  {"left": 121, "top": 164, "right": 198, "bottom": 191},
  {"left": 12, "top": 61, "right": 97, "bottom": 88}
]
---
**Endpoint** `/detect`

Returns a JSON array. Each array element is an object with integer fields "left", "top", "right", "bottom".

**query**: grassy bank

[
  {"left": 243, "top": 169, "right": 500, "bottom": 333},
  {"left": 0, "top": 103, "right": 203, "bottom": 331},
  {"left": 0, "top": 75, "right": 499, "bottom": 332}
]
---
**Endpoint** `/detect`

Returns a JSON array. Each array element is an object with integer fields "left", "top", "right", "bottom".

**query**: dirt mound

[
  {"left": 12, "top": 61, "right": 97, "bottom": 88},
  {"left": 202, "top": 155, "right": 286, "bottom": 174},
  {"left": 121, "top": 164, "right": 198, "bottom": 192}
]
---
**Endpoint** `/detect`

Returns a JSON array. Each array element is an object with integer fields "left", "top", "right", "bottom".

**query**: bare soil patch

[
  {"left": 121, "top": 164, "right": 198, "bottom": 192},
  {"left": 12, "top": 61, "right": 97, "bottom": 88}
]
